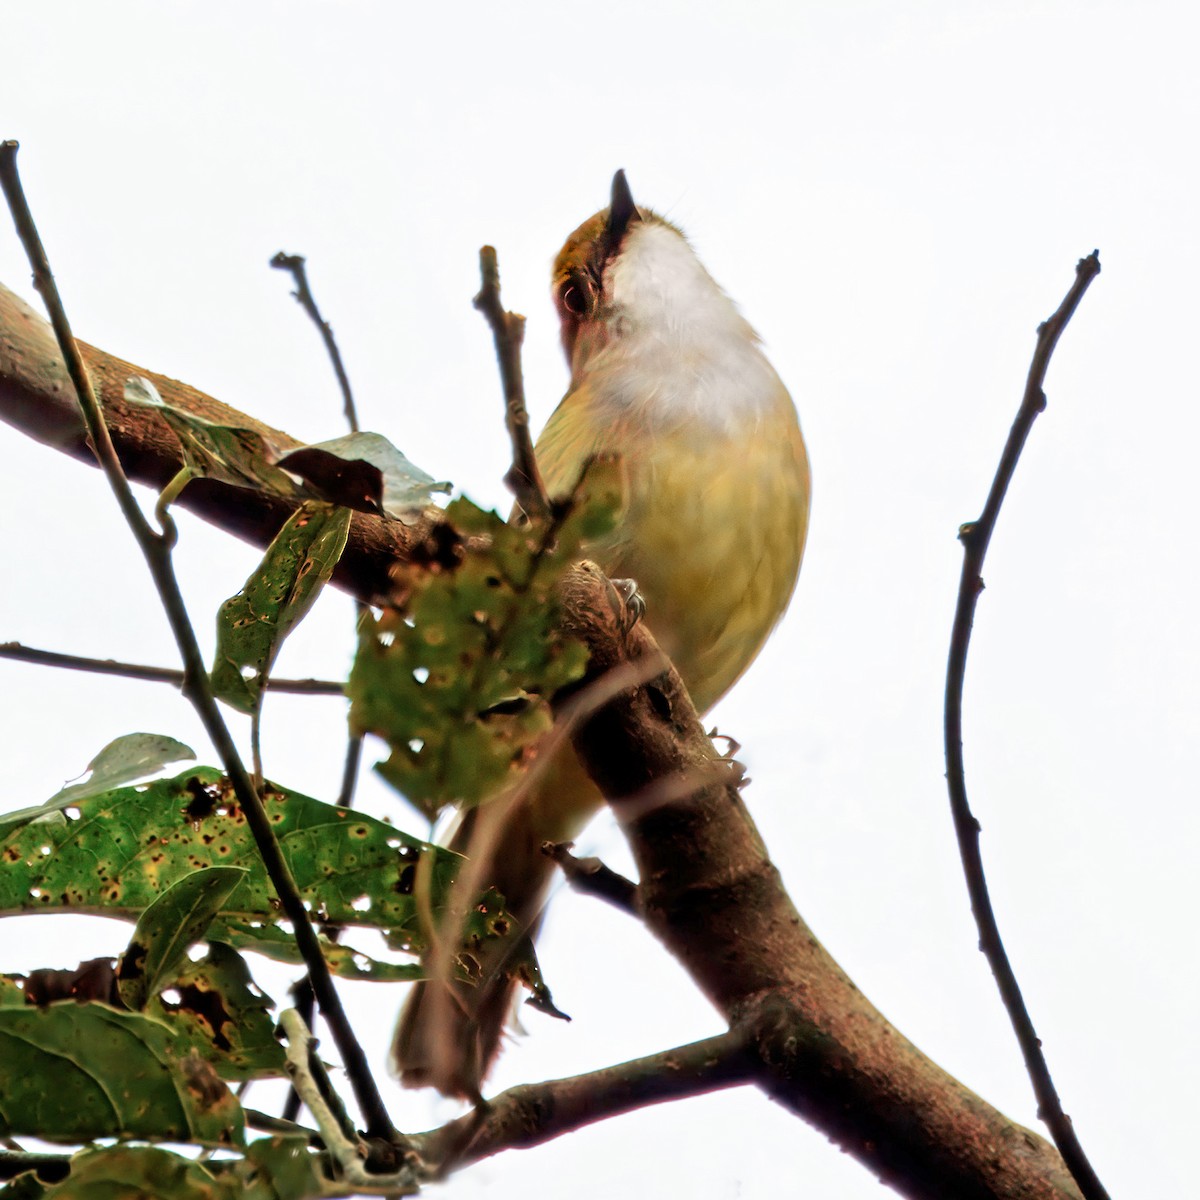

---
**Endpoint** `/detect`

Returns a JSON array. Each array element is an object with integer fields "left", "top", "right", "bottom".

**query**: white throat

[{"left": 582, "top": 220, "right": 783, "bottom": 435}]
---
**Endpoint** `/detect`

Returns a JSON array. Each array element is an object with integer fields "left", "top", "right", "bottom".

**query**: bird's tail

[{"left": 393, "top": 750, "right": 596, "bottom": 1098}]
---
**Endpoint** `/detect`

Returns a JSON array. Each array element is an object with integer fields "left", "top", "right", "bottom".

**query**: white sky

[{"left": 0, "top": 3, "right": 1196, "bottom": 1196}]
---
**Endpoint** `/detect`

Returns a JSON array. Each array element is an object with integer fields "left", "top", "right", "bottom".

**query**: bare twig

[
  {"left": 412, "top": 1025, "right": 757, "bottom": 1175},
  {"left": 268, "top": 251, "right": 366, "bottom": 809},
  {"left": 0, "top": 141, "right": 396, "bottom": 1146},
  {"left": 473, "top": 246, "right": 550, "bottom": 522},
  {"left": 270, "top": 252, "right": 360, "bottom": 433},
  {"left": 0, "top": 1151, "right": 71, "bottom": 1184},
  {"left": 944, "top": 251, "right": 1107, "bottom": 1200},
  {"left": 269, "top": 249, "right": 366, "bottom": 1123},
  {"left": 282, "top": 973, "right": 319, "bottom": 1124},
  {"left": 335, "top": 736, "right": 362, "bottom": 807},
  {"left": 0, "top": 641, "right": 346, "bottom": 694},
  {"left": 279, "top": 1010, "right": 416, "bottom": 1192},
  {"left": 542, "top": 841, "right": 640, "bottom": 917},
  {"left": 243, "top": 1107, "right": 323, "bottom": 1144}
]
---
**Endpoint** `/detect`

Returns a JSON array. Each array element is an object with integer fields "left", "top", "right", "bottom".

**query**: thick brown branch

[
  {"left": 0, "top": 280, "right": 436, "bottom": 602},
  {"left": 558, "top": 562, "right": 1084, "bottom": 1200}
]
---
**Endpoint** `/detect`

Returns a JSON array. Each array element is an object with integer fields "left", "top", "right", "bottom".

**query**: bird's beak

[{"left": 606, "top": 169, "right": 641, "bottom": 241}]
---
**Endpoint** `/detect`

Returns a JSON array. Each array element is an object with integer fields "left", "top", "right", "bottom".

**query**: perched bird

[{"left": 394, "top": 171, "right": 811, "bottom": 1097}]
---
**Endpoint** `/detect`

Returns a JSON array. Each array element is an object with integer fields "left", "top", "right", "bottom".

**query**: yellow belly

[{"left": 534, "top": 389, "right": 811, "bottom": 715}]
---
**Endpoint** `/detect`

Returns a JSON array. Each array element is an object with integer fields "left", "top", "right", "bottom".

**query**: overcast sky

[{"left": 1, "top": 3, "right": 1196, "bottom": 1196}]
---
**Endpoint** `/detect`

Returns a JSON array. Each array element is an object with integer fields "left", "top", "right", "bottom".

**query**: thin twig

[
  {"left": 0, "top": 141, "right": 396, "bottom": 1146},
  {"left": 0, "top": 1151, "right": 71, "bottom": 1184},
  {"left": 542, "top": 841, "right": 640, "bottom": 917},
  {"left": 268, "top": 251, "right": 366, "bottom": 808},
  {"left": 269, "top": 249, "right": 367, "bottom": 1123},
  {"left": 270, "top": 252, "right": 360, "bottom": 433},
  {"left": 279, "top": 1010, "right": 417, "bottom": 1192},
  {"left": 473, "top": 245, "right": 550, "bottom": 522},
  {"left": 243, "top": 1107, "right": 324, "bottom": 1145},
  {"left": 944, "top": 250, "right": 1107, "bottom": 1200},
  {"left": 336, "top": 734, "right": 362, "bottom": 807},
  {"left": 282, "top": 974, "right": 318, "bottom": 1124},
  {"left": 411, "top": 1025, "right": 756, "bottom": 1176},
  {"left": 0, "top": 641, "right": 346, "bottom": 694}
]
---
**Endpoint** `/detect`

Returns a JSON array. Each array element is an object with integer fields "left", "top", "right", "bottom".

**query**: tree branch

[
  {"left": 542, "top": 840, "right": 641, "bottom": 917},
  {"left": 0, "top": 279, "right": 437, "bottom": 604},
  {"left": 944, "top": 252, "right": 1106, "bottom": 1200},
  {"left": 0, "top": 641, "right": 345, "bottom": 695},
  {"left": 473, "top": 246, "right": 550, "bottom": 522},
  {"left": 0, "top": 1151, "right": 71, "bottom": 1185},
  {"left": 558, "top": 562, "right": 1084, "bottom": 1200},
  {"left": 413, "top": 1022, "right": 757, "bottom": 1174},
  {"left": 268, "top": 249, "right": 368, "bottom": 1121},
  {"left": 270, "top": 252, "right": 360, "bottom": 434}
]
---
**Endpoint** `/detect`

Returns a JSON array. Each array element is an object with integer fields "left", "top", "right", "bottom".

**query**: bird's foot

[{"left": 610, "top": 577, "right": 646, "bottom": 635}]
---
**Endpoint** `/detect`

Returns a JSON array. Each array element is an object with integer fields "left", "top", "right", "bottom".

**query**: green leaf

[
  {"left": 118, "top": 869, "right": 248, "bottom": 1011},
  {"left": 348, "top": 458, "right": 622, "bottom": 819},
  {"left": 230, "top": 1137, "right": 323, "bottom": 1200},
  {"left": 458, "top": 887, "right": 568, "bottom": 1019},
  {"left": 0, "top": 974, "right": 25, "bottom": 1007},
  {"left": 36, "top": 1138, "right": 323, "bottom": 1200},
  {"left": 123, "top": 379, "right": 303, "bottom": 501},
  {"left": 0, "top": 1171, "right": 49, "bottom": 1200},
  {"left": 0, "top": 768, "right": 542, "bottom": 990},
  {"left": 0, "top": 768, "right": 457, "bottom": 970},
  {"left": 277, "top": 431, "right": 451, "bottom": 522},
  {"left": 145, "top": 943, "right": 283, "bottom": 1080},
  {"left": 206, "top": 918, "right": 422, "bottom": 982},
  {"left": 0, "top": 1004, "right": 243, "bottom": 1147},
  {"left": 210, "top": 503, "right": 352, "bottom": 714},
  {"left": 0, "top": 735, "right": 195, "bottom": 834},
  {"left": 41, "top": 1147, "right": 218, "bottom": 1200}
]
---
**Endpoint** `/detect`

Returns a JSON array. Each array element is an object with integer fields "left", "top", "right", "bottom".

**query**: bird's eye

[{"left": 560, "top": 282, "right": 587, "bottom": 315}]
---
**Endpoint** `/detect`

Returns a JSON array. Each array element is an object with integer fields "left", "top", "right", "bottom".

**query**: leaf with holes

[
  {"left": 210, "top": 503, "right": 352, "bottom": 715},
  {"left": 232, "top": 1135, "right": 322, "bottom": 1200},
  {"left": 40, "top": 1146, "right": 219, "bottom": 1200},
  {"left": 145, "top": 943, "right": 283, "bottom": 1080},
  {"left": 207, "top": 918, "right": 423, "bottom": 983},
  {"left": 41, "top": 1138, "right": 323, "bottom": 1200},
  {"left": 0, "top": 1004, "right": 243, "bottom": 1146},
  {"left": 0, "top": 768, "right": 459, "bottom": 972},
  {"left": 348, "top": 457, "right": 622, "bottom": 819},
  {"left": 118, "top": 868, "right": 248, "bottom": 1011}
]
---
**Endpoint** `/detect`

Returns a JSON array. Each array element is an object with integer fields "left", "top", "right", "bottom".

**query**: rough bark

[
  {"left": 559, "top": 565, "right": 1082, "bottom": 1199},
  {"left": 0, "top": 280, "right": 436, "bottom": 600}
]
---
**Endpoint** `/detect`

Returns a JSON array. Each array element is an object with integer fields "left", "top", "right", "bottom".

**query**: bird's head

[{"left": 552, "top": 171, "right": 743, "bottom": 382}]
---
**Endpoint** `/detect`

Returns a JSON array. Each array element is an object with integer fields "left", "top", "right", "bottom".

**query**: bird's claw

[{"left": 611, "top": 577, "right": 646, "bottom": 635}]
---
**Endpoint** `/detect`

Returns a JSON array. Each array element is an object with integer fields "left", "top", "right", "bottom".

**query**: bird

[{"left": 394, "top": 170, "right": 811, "bottom": 1098}]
